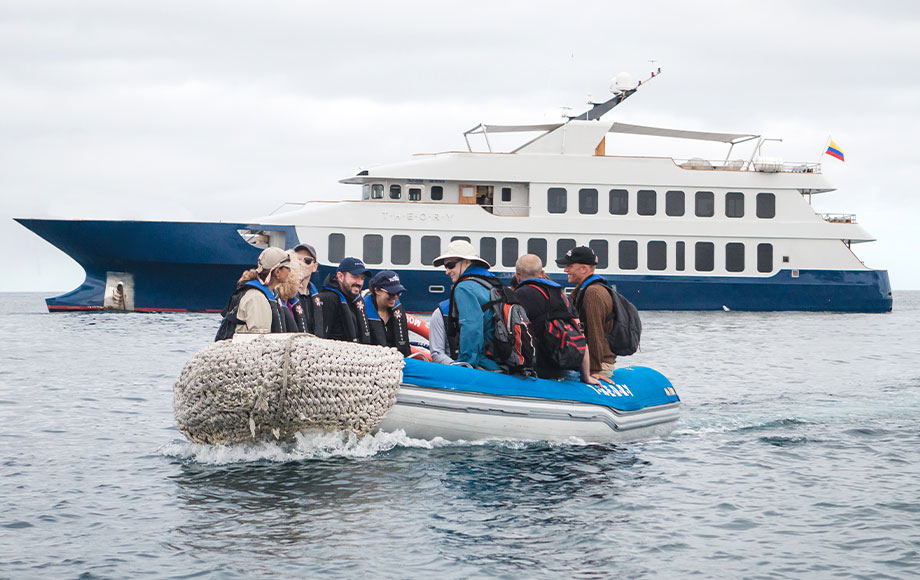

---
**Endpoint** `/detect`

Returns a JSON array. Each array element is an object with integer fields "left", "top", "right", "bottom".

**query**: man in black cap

[
  {"left": 317, "top": 257, "right": 372, "bottom": 342},
  {"left": 556, "top": 246, "right": 617, "bottom": 380}
]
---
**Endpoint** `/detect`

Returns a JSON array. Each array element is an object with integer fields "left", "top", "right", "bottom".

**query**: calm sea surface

[{"left": 1, "top": 291, "right": 919, "bottom": 579}]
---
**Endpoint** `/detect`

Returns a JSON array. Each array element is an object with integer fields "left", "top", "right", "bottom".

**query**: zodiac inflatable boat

[{"left": 378, "top": 358, "right": 680, "bottom": 443}]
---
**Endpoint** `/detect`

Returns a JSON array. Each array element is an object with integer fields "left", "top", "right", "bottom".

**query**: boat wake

[{"left": 159, "top": 429, "right": 595, "bottom": 465}]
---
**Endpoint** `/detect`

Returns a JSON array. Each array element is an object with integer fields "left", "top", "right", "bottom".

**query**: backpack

[
  {"left": 214, "top": 286, "right": 250, "bottom": 341},
  {"left": 457, "top": 275, "right": 536, "bottom": 374},
  {"left": 517, "top": 280, "right": 587, "bottom": 371},
  {"left": 574, "top": 276, "right": 642, "bottom": 356}
]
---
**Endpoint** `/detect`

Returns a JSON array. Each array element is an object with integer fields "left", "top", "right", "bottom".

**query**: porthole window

[
  {"left": 391, "top": 235, "right": 411, "bottom": 265},
  {"left": 389, "top": 184, "right": 402, "bottom": 200},
  {"left": 757, "top": 243, "right": 774, "bottom": 273},
  {"left": 430, "top": 185, "right": 444, "bottom": 201},
  {"left": 695, "top": 191, "right": 714, "bottom": 217},
  {"left": 371, "top": 184, "right": 384, "bottom": 200},
  {"left": 648, "top": 241, "right": 667, "bottom": 270},
  {"left": 362, "top": 184, "right": 370, "bottom": 200},
  {"left": 637, "top": 190, "right": 657, "bottom": 216},
  {"left": 363, "top": 234, "right": 383, "bottom": 264},
  {"left": 695, "top": 242, "right": 714, "bottom": 272},
  {"left": 666, "top": 190, "right": 685, "bottom": 216},
  {"left": 528, "top": 238, "right": 547, "bottom": 267},
  {"left": 502, "top": 238, "right": 519, "bottom": 267},
  {"left": 421, "top": 235, "right": 440, "bottom": 266},
  {"left": 408, "top": 188, "right": 422, "bottom": 201},
  {"left": 619, "top": 240, "right": 638, "bottom": 270},
  {"left": 725, "top": 192, "right": 744, "bottom": 218},
  {"left": 756, "top": 193, "right": 776, "bottom": 219},
  {"left": 589, "top": 239, "right": 608, "bottom": 269},
  {"left": 328, "top": 233, "right": 345, "bottom": 263},
  {"left": 480, "top": 237, "right": 496, "bottom": 267},
  {"left": 548, "top": 187, "right": 567, "bottom": 214},
  {"left": 579, "top": 188, "right": 598, "bottom": 215},
  {"left": 726, "top": 242, "right": 745, "bottom": 272},
  {"left": 609, "top": 189, "right": 628, "bottom": 215}
]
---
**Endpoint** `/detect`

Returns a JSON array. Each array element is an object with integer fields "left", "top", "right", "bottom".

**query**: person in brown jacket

[{"left": 556, "top": 246, "right": 617, "bottom": 380}]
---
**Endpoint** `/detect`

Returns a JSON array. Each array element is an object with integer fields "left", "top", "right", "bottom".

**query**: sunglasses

[
  {"left": 303, "top": 258, "right": 315, "bottom": 265},
  {"left": 443, "top": 260, "right": 459, "bottom": 270}
]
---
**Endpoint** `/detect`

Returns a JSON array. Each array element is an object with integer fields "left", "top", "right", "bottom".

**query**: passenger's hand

[{"left": 589, "top": 373, "right": 615, "bottom": 385}]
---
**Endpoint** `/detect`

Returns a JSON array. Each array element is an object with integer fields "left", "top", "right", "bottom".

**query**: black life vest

[
  {"left": 362, "top": 293, "right": 411, "bottom": 356},
  {"left": 516, "top": 278, "right": 586, "bottom": 371},
  {"left": 318, "top": 276, "right": 371, "bottom": 343},
  {"left": 215, "top": 280, "right": 283, "bottom": 341},
  {"left": 291, "top": 282, "right": 325, "bottom": 337}
]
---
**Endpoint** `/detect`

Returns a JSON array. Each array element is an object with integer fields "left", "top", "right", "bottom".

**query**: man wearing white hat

[{"left": 433, "top": 240, "right": 502, "bottom": 371}]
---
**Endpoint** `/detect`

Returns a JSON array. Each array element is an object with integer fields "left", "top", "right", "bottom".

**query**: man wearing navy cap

[
  {"left": 363, "top": 270, "right": 411, "bottom": 356},
  {"left": 317, "top": 257, "right": 373, "bottom": 342}
]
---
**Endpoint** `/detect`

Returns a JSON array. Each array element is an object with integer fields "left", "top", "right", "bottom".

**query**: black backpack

[
  {"left": 214, "top": 286, "right": 251, "bottom": 341},
  {"left": 517, "top": 280, "right": 587, "bottom": 371},
  {"left": 451, "top": 275, "right": 537, "bottom": 374},
  {"left": 574, "top": 277, "right": 642, "bottom": 356}
]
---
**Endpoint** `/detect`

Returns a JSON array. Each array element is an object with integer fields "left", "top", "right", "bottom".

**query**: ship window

[
  {"left": 431, "top": 186, "right": 444, "bottom": 201},
  {"left": 328, "top": 233, "right": 345, "bottom": 263},
  {"left": 637, "top": 190, "right": 657, "bottom": 216},
  {"left": 548, "top": 187, "right": 567, "bottom": 214},
  {"left": 502, "top": 237, "right": 519, "bottom": 267},
  {"left": 695, "top": 242, "right": 714, "bottom": 272},
  {"left": 371, "top": 184, "right": 384, "bottom": 200},
  {"left": 757, "top": 243, "right": 773, "bottom": 273},
  {"left": 726, "top": 242, "right": 745, "bottom": 272},
  {"left": 528, "top": 238, "right": 547, "bottom": 266},
  {"left": 619, "top": 241, "right": 638, "bottom": 270},
  {"left": 589, "top": 239, "right": 608, "bottom": 269},
  {"left": 726, "top": 192, "right": 744, "bottom": 217},
  {"left": 408, "top": 188, "right": 422, "bottom": 201},
  {"left": 695, "top": 191, "right": 714, "bottom": 217},
  {"left": 480, "top": 237, "right": 496, "bottom": 267},
  {"left": 609, "top": 189, "right": 628, "bottom": 215},
  {"left": 557, "top": 238, "right": 576, "bottom": 262},
  {"left": 676, "top": 241, "right": 685, "bottom": 271},
  {"left": 391, "top": 235, "right": 411, "bottom": 265},
  {"left": 362, "top": 184, "right": 370, "bottom": 200},
  {"left": 501, "top": 187, "right": 512, "bottom": 202},
  {"left": 648, "top": 241, "right": 667, "bottom": 270},
  {"left": 389, "top": 184, "right": 402, "bottom": 200},
  {"left": 363, "top": 234, "right": 383, "bottom": 264},
  {"left": 421, "top": 235, "right": 440, "bottom": 266},
  {"left": 666, "top": 190, "right": 685, "bottom": 216},
  {"left": 451, "top": 236, "right": 471, "bottom": 242},
  {"left": 579, "top": 188, "right": 599, "bottom": 215},
  {"left": 757, "top": 193, "right": 776, "bottom": 219}
]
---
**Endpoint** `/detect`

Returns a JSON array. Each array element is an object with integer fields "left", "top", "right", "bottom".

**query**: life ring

[{"left": 406, "top": 313, "right": 430, "bottom": 340}]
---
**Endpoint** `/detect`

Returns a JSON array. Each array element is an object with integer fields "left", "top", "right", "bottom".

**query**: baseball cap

[
  {"left": 555, "top": 246, "right": 598, "bottom": 266},
  {"left": 337, "top": 257, "right": 371, "bottom": 276},
  {"left": 292, "top": 243, "right": 316, "bottom": 259},
  {"left": 371, "top": 270, "right": 406, "bottom": 294},
  {"left": 257, "top": 247, "right": 292, "bottom": 272}
]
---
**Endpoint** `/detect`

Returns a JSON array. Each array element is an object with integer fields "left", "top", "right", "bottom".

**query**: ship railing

[
  {"left": 820, "top": 213, "right": 857, "bottom": 224},
  {"left": 674, "top": 158, "right": 822, "bottom": 174}
]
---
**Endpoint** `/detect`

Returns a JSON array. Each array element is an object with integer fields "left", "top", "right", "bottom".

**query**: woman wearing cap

[
  {"left": 219, "top": 246, "right": 292, "bottom": 336},
  {"left": 362, "top": 270, "right": 411, "bottom": 356}
]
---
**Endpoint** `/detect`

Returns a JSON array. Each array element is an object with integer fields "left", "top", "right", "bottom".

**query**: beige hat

[
  {"left": 433, "top": 239, "right": 491, "bottom": 268},
  {"left": 257, "top": 247, "right": 292, "bottom": 273}
]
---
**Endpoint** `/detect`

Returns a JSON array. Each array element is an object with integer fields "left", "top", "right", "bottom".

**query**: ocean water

[{"left": 1, "top": 291, "right": 919, "bottom": 579}]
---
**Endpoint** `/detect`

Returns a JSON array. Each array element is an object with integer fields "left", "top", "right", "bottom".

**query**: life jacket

[
  {"left": 516, "top": 278, "right": 587, "bottom": 371},
  {"left": 292, "top": 282, "right": 325, "bottom": 337},
  {"left": 318, "top": 276, "right": 371, "bottom": 343},
  {"left": 571, "top": 274, "right": 642, "bottom": 356},
  {"left": 447, "top": 270, "right": 536, "bottom": 374},
  {"left": 214, "top": 279, "right": 283, "bottom": 341},
  {"left": 363, "top": 293, "right": 411, "bottom": 356}
]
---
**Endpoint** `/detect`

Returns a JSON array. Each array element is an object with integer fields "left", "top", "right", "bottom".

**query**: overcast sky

[{"left": 3, "top": 0, "right": 919, "bottom": 293}]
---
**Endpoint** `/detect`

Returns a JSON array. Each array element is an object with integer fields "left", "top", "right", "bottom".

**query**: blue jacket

[{"left": 452, "top": 265, "right": 501, "bottom": 370}]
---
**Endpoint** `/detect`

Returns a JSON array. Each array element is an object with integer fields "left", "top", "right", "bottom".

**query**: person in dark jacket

[
  {"left": 289, "top": 243, "right": 324, "bottom": 337},
  {"left": 363, "top": 270, "right": 411, "bottom": 356},
  {"left": 317, "top": 257, "right": 372, "bottom": 342}
]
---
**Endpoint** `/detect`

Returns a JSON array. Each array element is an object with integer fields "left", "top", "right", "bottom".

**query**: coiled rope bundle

[{"left": 174, "top": 334, "right": 405, "bottom": 444}]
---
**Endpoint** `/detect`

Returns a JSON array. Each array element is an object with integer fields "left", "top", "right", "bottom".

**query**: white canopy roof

[{"left": 466, "top": 121, "right": 758, "bottom": 144}]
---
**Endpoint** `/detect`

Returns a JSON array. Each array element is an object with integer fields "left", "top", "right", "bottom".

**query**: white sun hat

[{"left": 432, "top": 239, "right": 491, "bottom": 269}]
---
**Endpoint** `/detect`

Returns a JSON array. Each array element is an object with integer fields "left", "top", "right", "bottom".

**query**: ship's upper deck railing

[
  {"left": 673, "top": 158, "right": 822, "bottom": 174},
  {"left": 820, "top": 213, "right": 857, "bottom": 224}
]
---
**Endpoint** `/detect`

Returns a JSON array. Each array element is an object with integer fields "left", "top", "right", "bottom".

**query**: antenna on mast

[{"left": 572, "top": 65, "right": 662, "bottom": 121}]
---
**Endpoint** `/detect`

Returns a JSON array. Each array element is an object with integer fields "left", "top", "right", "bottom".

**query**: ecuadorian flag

[{"left": 825, "top": 139, "right": 845, "bottom": 162}]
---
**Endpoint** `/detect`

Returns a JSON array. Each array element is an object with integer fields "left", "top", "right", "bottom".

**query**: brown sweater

[{"left": 580, "top": 284, "right": 617, "bottom": 373}]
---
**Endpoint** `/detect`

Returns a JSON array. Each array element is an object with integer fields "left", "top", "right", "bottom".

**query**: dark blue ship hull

[{"left": 16, "top": 218, "right": 892, "bottom": 313}]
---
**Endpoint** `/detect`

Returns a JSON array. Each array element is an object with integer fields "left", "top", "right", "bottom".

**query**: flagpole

[{"left": 817, "top": 135, "right": 830, "bottom": 165}]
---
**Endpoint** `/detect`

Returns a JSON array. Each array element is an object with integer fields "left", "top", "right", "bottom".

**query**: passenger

[
  {"left": 512, "top": 254, "right": 604, "bottom": 385},
  {"left": 432, "top": 240, "right": 501, "bottom": 371},
  {"left": 317, "top": 257, "right": 372, "bottom": 342},
  {"left": 276, "top": 250, "right": 305, "bottom": 333},
  {"left": 428, "top": 298, "right": 455, "bottom": 365},
  {"left": 290, "top": 243, "right": 325, "bottom": 337},
  {"left": 556, "top": 246, "right": 616, "bottom": 380},
  {"left": 363, "top": 270, "right": 411, "bottom": 356},
  {"left": 233, "top": 247, "right": 292, "bottom": 334}
]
